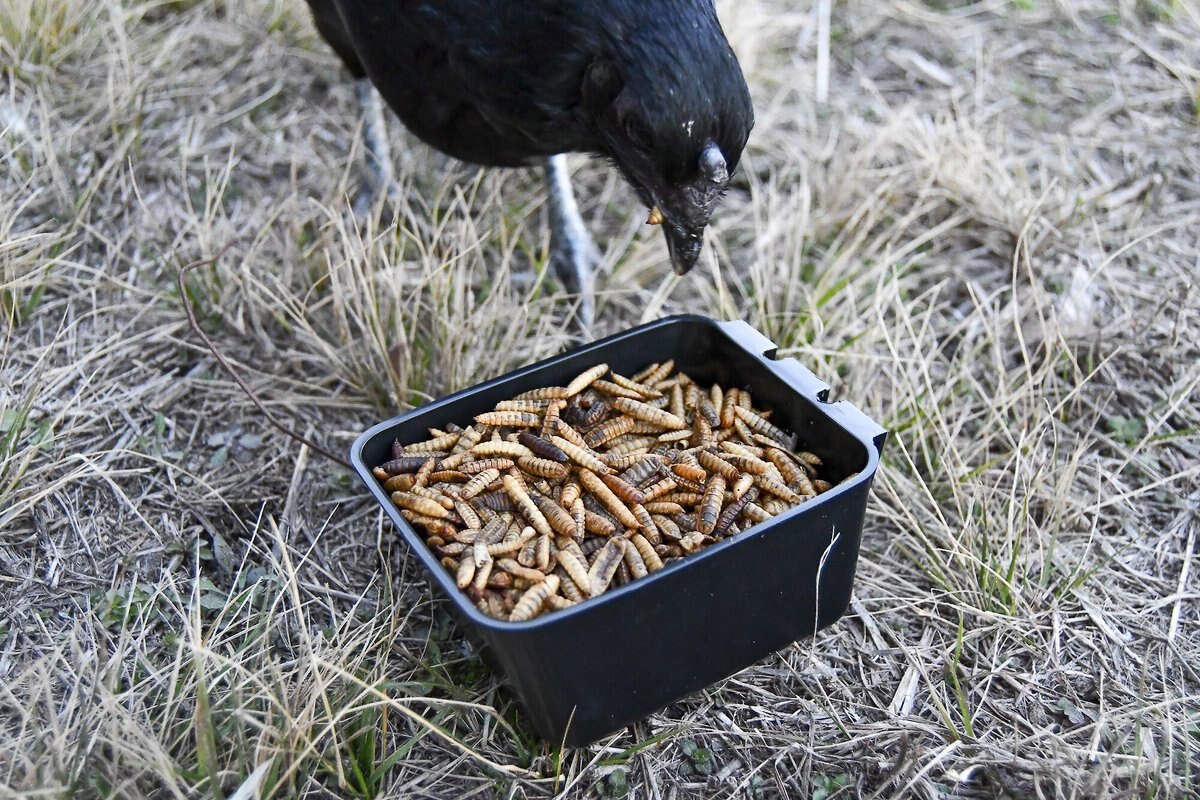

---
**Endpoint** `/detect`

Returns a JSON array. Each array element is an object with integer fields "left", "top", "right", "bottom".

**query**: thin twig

[{"left": 176, "top": 249, "right": 352, "bottom": 469}]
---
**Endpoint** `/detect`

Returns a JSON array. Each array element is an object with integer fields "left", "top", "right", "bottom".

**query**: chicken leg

[
  {"left": 349, "top": 92, "right": 599, "bottom": 332},
  {"left": 544, "top": 154, "right": 600, "bottom": 332},
  {"left": 352, "top": 78, "right": 400, "bottom": 214}
]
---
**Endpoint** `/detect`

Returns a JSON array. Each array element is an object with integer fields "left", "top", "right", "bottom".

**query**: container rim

[{"left": 349, "top": 314, "right": 885, "bottom": 632}]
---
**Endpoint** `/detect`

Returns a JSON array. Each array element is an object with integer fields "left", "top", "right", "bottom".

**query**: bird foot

[
  {"left": 548, "top": 226, "right": 600, "bottom": 335},
  {"left": 352, "top": 79, "right": 402, "bottom": 216},
  {"left": 351, "top": 173, "right": 402, "bottom": 217}
]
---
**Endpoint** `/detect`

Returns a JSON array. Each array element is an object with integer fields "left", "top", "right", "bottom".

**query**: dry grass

[{"left": 2, "top": 0, "right": 1199, "bottom": 797}]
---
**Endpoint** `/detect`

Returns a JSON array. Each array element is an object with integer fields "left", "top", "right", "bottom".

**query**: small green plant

[
  {"left": 1105, "top": 415, "right": 1145, "bottom": 446},
  {"left": 677, "top": 739, "right": 716, "bottom": 777},
  {"left": 596, "top": 767, "right": 628, "bottom": 799},
  {"left": 812, "top": 772, "right": 854, "bottom": 800}
]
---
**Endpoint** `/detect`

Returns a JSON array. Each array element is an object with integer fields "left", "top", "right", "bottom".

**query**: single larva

[
  {"left": 611, "top": 397, "right": 688, "bottom": 430},
  {"left": 382, "top": 473, "right": 416, "bottom": 493},
  {"left": 583, "top": 415, "right": 637, "bottom": 449},
  {"left": 697, "top": 474, "right": 726, "bottom": 535},
  {"left": 609, "top": 373, "right": 664, "bottom": 399},
  {"left": 640, "top": 476, "right": 679, "bottom": 502},
  {"left": 474, "top": 411, "right": 543, "bottom": 428},
  {"left": 695, "top": 449, "right": 739, "bottom": 482},
  {"left": 518, "top": 455, "right": 571, "bottom": 480},
  {"left": 456, "top": 556, "right": 476, "bottom": 589},
  {"left": 391, "top": 491, "right": 451, "bottom": 519},
  {"left": 590, "top": 379, "right": 645, "bottom": 400},
  {"left": 728, "top": 472, "right": 753, "bottom": 501},
  {"left": 513, "top": 386, "right": 571, "bottom": 401},
  {"left": 530, "top": 493, "right": 578, "bottom": 539},
  {"left": 564, "top": 363, "right": 610, "bottom": 397},
  {"left": 551, "top": 436, "right": 613, "bottom": 475},
  {"left": 459, "top": 468, "right": 501, "bottom": 500},
  {"left": 498, "top": 558, "right": 547, "bottom": 584},
  {"left": 579, "top": 468, "right": 639, "bottom": 529},
  {"left": 587, "top": 538, "right": 626, "bottom": 596},
  {"left": 403, "top": 431, "right": 461, "bottom": 454},
  {"left": 671, "top": 462, "right": 707, "bottom": 483},
  {"left": 494, "top": 399, "right": 553, "bottom": 413},
  {"left": 460, "top": 458, "right": 514, "bottom": 475},
  {"left": 633, "top": 359, "right": 675, "bottom": 385},
  {"left": 583, "top": 509, "right": 618, "bottom": 537},
  {"left": 510, "top": 575, "right": 561, "bottom": 622},
  {"left": 471, "top": 440, "right": 534, "bottom": 459},
  {"left": 517, "top": 431, "right": 569, "bottom": 462},
  {"left": 503, "top": 474, "right": 554, "bottom": 538},
  {"left": 557, "top": 549, "right": 593, "bottom": 597},
  {"left": 598, "top": 472, "right": 646, "bottom": 505},
  {"left": 377, "top": 454, "right": 443, "bottom": 475}
]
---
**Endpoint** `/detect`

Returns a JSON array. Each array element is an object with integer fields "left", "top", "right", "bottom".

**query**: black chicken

[{"left": 305, "top": 0, "right": 754, "bottom": 327}]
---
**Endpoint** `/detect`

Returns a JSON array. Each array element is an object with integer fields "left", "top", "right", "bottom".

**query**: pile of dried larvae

[{"left": 372, "top": 360, "right": 839, "bottom": 622}]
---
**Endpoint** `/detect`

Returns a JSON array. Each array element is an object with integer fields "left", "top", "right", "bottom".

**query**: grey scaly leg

[
  {"left": 353, "top": 78, "right": 400, "bottom": 214},
  {"left": 544, "top": 154, "right": 600, "bottom": 333}
]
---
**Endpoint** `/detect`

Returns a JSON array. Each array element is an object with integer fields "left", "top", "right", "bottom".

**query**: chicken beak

[
  {"left": 664, "top": 223, "right": 703, "bottom": 275},
  {"left": 646, "top": 206, "right": 664, "bottom": 225}
]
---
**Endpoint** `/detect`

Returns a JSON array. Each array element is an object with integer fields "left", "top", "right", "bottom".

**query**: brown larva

[
  {"left": 696, "top": 474, "right": 726, "bottom": 535},
  {"left": 460, "top": 458, "right": 515, "bottom": 475},
  {"left": 513, "top": 386, "right": 571, "bottom": 401},
  {"left": 583, "top": 415, "right": 637, "bottom": 449},
  {"left": 586, "top": 539, "right": 626, "bottom": 596},
  {"left": 695, "top": 449, "right": 739, "bottom": 482},
  {"left": 517, "top": 431, "right": 569, "bottom": 462},
  {"left": 471, "top": 440, "right": 534, "bottom": 460},
  {"left": 458, "top": 468, "right": 501, "bottom": 500},
  {"left": 589, "top": 379, "right": 644, "bottom": 400},
  {"left": 609, "top": 372, "right": 664, "bottom": 399},
  {"left": 509, "top": 575, "right": 561, "bottom": 622},
  {"left": 556, "top": 550, "right": 593, "bottom": 598},
  {"left": 517, "top": 455, "right": 571, "bottom": 480},
  {"left": 530, "top": 493, "right": 578, "bottom": 540},
  {"left": 564, "top": 363, "right": 610, "bottom": 397},
  {"left": 630, "top": 533, "right": 665, "bottom": 572},
  {"left": 671, "top": 462, "right": 707, "bottom": 483},
  {"left": 611, "top": 397, "right": 688, "bottom": 430},
  {"left": 597, "top": 472, "right": 646, "bottom": 505},
  {"left": 378, "top": 454, "right": 443, "bottom": 475},
  {"left": 474, "top": 411, "right": 543, "bottom": 428},
  {"left": 502, "top": 474, "right": 554, "bottom": 538},
  {"left": 551, "top": 436, "right": 613, "bottom": 475},
  {"left": 391, "top": 491, "right": 451, "bottom": 519},
  {"left": 579, "top": 468, "right": 639, "bottom": 529},
  {"left": 402, "top": 431, "right": 460, "bottom": 454}
]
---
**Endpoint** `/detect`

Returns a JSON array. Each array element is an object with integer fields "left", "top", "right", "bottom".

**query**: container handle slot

[
  {"left": 716, "top": 319, "right": 778, "bottom": 361},
  {"left": 716, "top": 318, "right": 886, "bottom": 451}
]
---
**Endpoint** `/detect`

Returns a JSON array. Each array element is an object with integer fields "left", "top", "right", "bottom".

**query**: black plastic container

[{"left": 351, "top": 315, "right": 886, "bottom": 747}]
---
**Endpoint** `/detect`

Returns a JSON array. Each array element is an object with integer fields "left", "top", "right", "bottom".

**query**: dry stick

[{"left": 177, "top": 251, "right": 351, "bottom": 469}]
